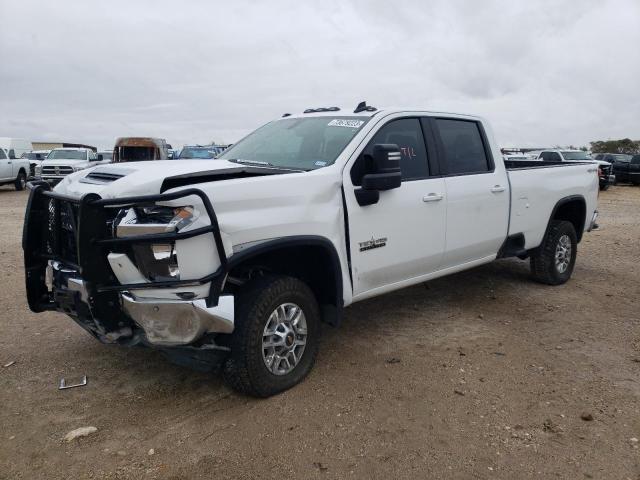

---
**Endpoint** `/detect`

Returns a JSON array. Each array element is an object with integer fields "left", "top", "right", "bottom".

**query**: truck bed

[{"left": 506, "top": 161, "right": 598, "bottom": 249}]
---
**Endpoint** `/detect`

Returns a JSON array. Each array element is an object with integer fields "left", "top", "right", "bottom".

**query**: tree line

[{"left": 589, "top": 138, "right": 640, "bottom": 154}]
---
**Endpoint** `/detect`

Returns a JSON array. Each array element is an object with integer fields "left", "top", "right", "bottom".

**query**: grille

[
  {"left": 44, "top": 199, "right": 80, "bottom": 265},
  {"left": 29, "top": 164, "right": 36, "bottom": 177},
  {"left": 42, "top": 165, "right": 74, "bottom": 176}
]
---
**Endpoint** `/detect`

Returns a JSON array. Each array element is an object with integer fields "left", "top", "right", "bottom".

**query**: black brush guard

[{"left": 23, "top": 181, "right": 228, "bottom": 332}]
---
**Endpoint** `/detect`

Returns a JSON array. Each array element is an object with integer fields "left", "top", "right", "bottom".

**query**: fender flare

[
  {"left": 227, "top": 235, "right": 344, "bottom": 326},
  {"left": 545, "top": 195, "right": 587, "bottom": 242}
]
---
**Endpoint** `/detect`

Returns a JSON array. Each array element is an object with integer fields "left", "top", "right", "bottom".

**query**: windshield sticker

[
  {"left": 328, "top": 119, "right": 365, "bottom": 128},
  {"left": 314, "top": 160, "right": 328, "bottom": 167}
]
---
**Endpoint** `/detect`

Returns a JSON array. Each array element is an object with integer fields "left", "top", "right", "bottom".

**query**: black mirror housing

[{"left": 361, "top": 143, "right": 402, "bottom": 191}]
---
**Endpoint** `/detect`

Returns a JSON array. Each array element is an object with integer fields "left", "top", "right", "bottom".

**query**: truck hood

[{"left": 53, "top": 160, "right": 292, "bottom": 198}]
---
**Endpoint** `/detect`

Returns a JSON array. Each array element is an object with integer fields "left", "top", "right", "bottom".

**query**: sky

[{"left": 1, "top": 0, "right": 639, "bottom": 151}]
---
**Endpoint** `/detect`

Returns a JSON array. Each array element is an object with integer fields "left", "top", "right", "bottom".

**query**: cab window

[{"left": 351, "top": 118, "right": 428, "bottom": 185}]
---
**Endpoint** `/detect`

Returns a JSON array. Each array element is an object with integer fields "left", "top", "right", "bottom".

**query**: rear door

[
  {"left": 343, "top": 116, "right": 447, "bottom": 298},
  {"left": 431, "top": 118, "right": 510, "bottom": 267},
  {"left": 630, "top": 156, "right": 640, "bottom": 183}
]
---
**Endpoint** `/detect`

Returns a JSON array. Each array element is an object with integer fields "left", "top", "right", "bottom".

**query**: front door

[
  {"left": 0, "top": 149, "right": 12, "bottom": 181},
  {"left": 343, "top": 117, "right": 447, "bottom": 299}
]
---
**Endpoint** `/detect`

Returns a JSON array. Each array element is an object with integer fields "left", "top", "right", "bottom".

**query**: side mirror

[
  {"left": 97, "top": 154, "right": 103, "bottom": 161},
  {"left": 355, "top": 144, "right": 402, "bottom": 206}
]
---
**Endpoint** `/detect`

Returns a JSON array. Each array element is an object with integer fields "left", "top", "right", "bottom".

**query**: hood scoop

[{"left": 80, "top": 166, "right": 136, "bottom": 185}]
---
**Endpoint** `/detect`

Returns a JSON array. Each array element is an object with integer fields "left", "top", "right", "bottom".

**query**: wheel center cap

[{"left": 285, "top": 333, "right": 295, "bottom": 347}]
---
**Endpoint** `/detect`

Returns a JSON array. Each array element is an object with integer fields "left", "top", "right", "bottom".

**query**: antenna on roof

[
  {"left": 282, "top": 113, "right": 292, "bottom": 117},
  {"left": 353, "top": 101, "right": 377, "bottom": 113}
]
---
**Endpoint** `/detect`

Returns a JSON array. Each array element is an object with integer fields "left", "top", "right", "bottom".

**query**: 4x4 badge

[{"left": 359, "top": 236, "right": 387, "bottom": 252}]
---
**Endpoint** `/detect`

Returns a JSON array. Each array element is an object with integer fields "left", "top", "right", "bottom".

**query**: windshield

[
  {"left": 218, "top": 116, "right": 370, "bottom": 170},
  {"left": 116, "top": 146, "right": 157, "bottom": 161},
  {"left": 47, "top": 150, "right": 87, "bottom": 160},
  {"left": 561, "top": 151, "right": 592, "bottom": 160},
  {"left": 179, "top": 147, "right": 217, "bottom": 159}
]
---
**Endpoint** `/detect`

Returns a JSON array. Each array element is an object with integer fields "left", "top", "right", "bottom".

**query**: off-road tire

[
  {"left": 14, "top": 170, "right": 26, "bottom": 191},
  {"left": 223, "top": 274, "right": 320, "bottom": 397},
  {"left": 530, "top": 220, "right": 577, "bottom": 285}
]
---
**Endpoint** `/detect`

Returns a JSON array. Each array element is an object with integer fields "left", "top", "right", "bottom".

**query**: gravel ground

[{"left": 1, "top": 184, "right": 639, "bottom": 480}]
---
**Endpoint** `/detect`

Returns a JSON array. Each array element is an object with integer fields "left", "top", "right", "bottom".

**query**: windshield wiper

[
  {"left": 226, "top": 158, "right": 307, "bottom": 172},
  {"left": 227, "top": 159, "right": 275, "bottom": 167}
]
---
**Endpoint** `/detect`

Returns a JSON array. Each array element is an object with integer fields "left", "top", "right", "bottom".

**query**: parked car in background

[
  {"left": 0, "top": 137, "right": 33, "bottom": 160},
  {"left": 530, "top": 150, "right": 614, "bottom": 190},
  {"left": 604, "top": 154, "right": 639, "bottom": 185},
  {"left": 112, "top": 137, "right": 169, "bottom": 162},
  {"left": 38, "top": 148, "right": 104, "bottom": 185},
  {"left": 23, "top": 150, "right": 51, "bottom": 178},
  {"left": 0, "top": 147, "right": 29, "bottom": 190},
  {"left": 24, "top": 105, "right": 599, "bottom": 396},
  {"left": 97, "top": 151, "right": 113, "bottom": 163},
  {"left": 178, "top": 145, "right": 225, "bottom": 159}
]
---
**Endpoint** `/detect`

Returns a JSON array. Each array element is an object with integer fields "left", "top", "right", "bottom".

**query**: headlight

[
  {"left": 115, "top": 206, "right": 197, "bottom": 237},
  {"left": 35, "top": 165, "right": 42, "bottom": 175},
  {"left": 113, "top": 205, "right": 199, "bottom": 281}
]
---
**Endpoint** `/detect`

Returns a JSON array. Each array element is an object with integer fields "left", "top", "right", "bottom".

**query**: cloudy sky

[{"left": 1, "top": 0, "right": 638, "bottom": 150}]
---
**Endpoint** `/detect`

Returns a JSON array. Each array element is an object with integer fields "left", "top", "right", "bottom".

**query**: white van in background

[{"left": 0, "top": 138, "right": 33, "bottom": 160}]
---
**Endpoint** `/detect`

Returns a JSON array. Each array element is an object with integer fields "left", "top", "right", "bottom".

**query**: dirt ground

[{"left": 0, "top": 184, "right": 639, "bottom": 480}]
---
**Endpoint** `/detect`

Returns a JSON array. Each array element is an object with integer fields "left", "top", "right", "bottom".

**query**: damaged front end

[{"left": 23, "top": 182, "right": 234, "bottom": 370}]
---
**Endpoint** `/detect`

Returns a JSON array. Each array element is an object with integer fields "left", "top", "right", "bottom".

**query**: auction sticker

[{"left": 328, "top": 119, "right": 365, "bottom": 128}]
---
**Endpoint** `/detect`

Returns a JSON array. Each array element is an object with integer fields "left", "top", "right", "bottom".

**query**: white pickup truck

[
  {"left": 528, "top": 149, "right": 615, "bottom": 191},
  {"left": 0, "top": 147, "right": 29, "bottom": 190},
  {"left": 23, "top": 104, "right": 599, "bottom": 396},
  {"left": 37, "top": 147, "right": 103, "bottom": 185}
]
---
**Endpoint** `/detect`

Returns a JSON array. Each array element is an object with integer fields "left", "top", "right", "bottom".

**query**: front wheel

[
  {"left": 223, "top": 274, "right": 320, "bottom": 397},
  {"left": 600, "top": 183, "right": 610, "bottom": 191},
  {"left": 14, "top": 171, "right": 26, "bottom": 191},
  {"left": 530, "top": 220, "right": 577, "bottom": 285}
]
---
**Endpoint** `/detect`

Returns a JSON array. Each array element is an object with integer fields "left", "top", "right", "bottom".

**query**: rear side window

[
  {"left": 541, "top": 151, "right": 562, "bottom": 162},
  {"left": 351, "top": 118, "right": 428, "bottom": 184},
  {"left": 435, "top": 119, "right": 490, "bottom": 175},
  {"left": 632, "top": 156, "right": 640, "bottom": 165},
  {"left": 0, "top": 149, "right": 6, "bottom": 160}
]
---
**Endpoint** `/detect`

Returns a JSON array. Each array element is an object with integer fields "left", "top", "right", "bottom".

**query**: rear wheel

[
  {"left": 14, "top": 170, "right": 26, "bottom": 191},
  {"left": 530, "top": 220, "right": 577, "bottom": 285},
  {"left": 223, "top": 274, "right": 320, "bottom": 397}
]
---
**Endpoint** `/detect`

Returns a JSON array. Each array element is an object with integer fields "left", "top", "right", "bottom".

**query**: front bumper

[
  {"left": 40, "top": 176, "right": 65, "bottom": 185},
  {"left": 23, "top": 182, "right": 232, "bottom": 349},
  {"left": 599, "top": 174, "right": 615, "bottom": 186}
]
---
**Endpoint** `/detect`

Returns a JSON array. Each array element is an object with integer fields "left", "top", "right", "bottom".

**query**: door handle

[
  {"left": 422, "top": 193, "right": 444, "bottom": 202},
  {"left": 7, "top": 161, "right": 11, "bottom": 164},
  {"left": 490, "top": 185, "right": 506, "bottom": 193}
]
